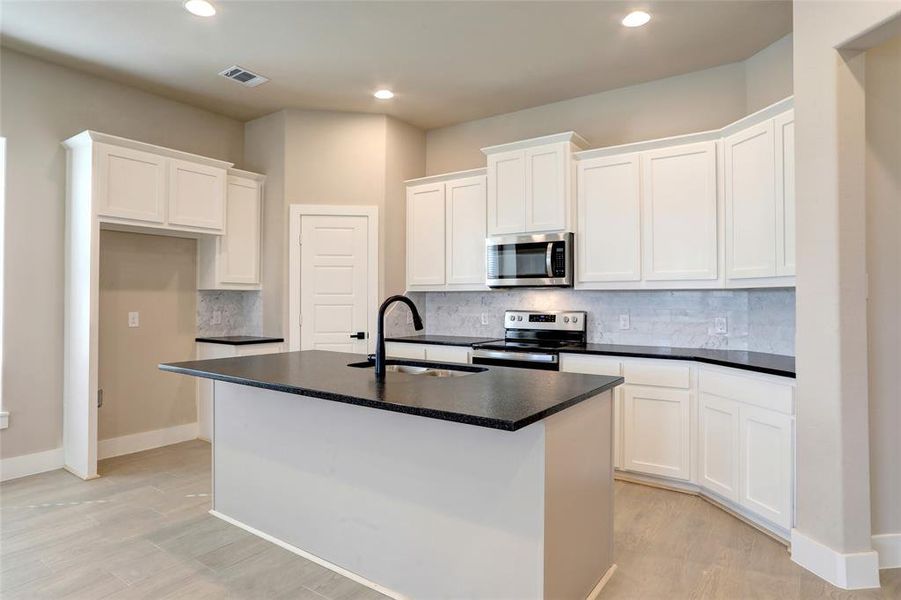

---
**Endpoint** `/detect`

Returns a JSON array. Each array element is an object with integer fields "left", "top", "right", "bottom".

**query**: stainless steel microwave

[{"left": 486, "top": 232, "right": 573, "bottom": 288}]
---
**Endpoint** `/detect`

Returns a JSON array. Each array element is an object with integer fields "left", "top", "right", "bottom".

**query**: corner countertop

[
  {"left": 386, "top": 334, "right": 502, "bottom": 346},
  {"left": 160, "top": 350, "right": 623, "bottom": 432},
  {"left": 385, "top": 335, "right": 795, "bottom": 378},
  {"left": 195, "top": 336, "right": 285, "bottom": 346}
]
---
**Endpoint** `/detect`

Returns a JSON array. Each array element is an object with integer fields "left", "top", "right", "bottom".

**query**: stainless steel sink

[{"left": 348, "top": 359, "right": 486, "bottom": 377}]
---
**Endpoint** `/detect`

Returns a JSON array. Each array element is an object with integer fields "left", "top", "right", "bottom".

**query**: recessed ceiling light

[
  {"left": 374, "top": 89, "right": 395, "bottom": 100},
  {"left": 184, "top": 0, "right": 216, "bottom": 17},
  {"left": 622, "top": 10, "right": 651, "bottom": 27}
]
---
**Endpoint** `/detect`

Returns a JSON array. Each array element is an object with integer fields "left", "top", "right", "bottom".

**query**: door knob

[{"left": 349, "top": 332, "right": 367, "bottom": 339}]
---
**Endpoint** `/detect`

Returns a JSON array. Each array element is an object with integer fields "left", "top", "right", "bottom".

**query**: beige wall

[
  {"left": 0, "top": 48, "right": 244, "bottom": 459},
  {"left": 245, "top": 109, "right": 425, "bottom": 338},
  {"left": 424, "top": 35, "right": 793, "bottom": 175},
  {"left": 865, "top": 34, "right": 901, "bottom": 538},
  {"left": 98, "top": 231, "right": 197, "bottom": 440},
  {"left": 793, "top": 0, "right": 901, "bottom": 560}
]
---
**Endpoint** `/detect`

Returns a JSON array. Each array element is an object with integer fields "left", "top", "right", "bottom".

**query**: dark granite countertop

[
  {"left": 386, "top": 334, "right": 502, "bottom": 346},
  {"left": 195, "top": 336, "right": 285, "bottom": 346},
  {"left": 560, "top": 344, "right": 795, "bottom": 378},
  {"left": 160, "top": 350, "right": 623, "bottom": 432},
  {"left": 386, "top": 335, "right": 795, "bottom": 378}
]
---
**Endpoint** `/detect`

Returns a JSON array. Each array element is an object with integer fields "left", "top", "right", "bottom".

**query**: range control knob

[
  {"left": 572, "top": 316, "right": 579, "bottom": 323},
  {"left": 563, "top": 316, "right": 570, "bottom": 323},
  {"left": 517, "top": 315, "right": 523, "bottom": 321},
  {"left": 509, "top": 315, "right": 515, "bottom": 321}
]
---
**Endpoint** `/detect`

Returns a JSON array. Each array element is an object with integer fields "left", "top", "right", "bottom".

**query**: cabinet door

[
  {"left": 384, "top": 342, "right": 427, "bottom": 360},
  {"left": 487, "top": 150, "right": 526, "bottom": 235},
  {"left": 406, "top": 182, "right": 446, "bottom": 287},
  {"left": 525, "top": 144, "right": 567, "bottom": 232},
  {"left": 623, "top": 385, "right": 691, "bottom": 480},
  {"left": 445, "top": 176, "right": 487, "bottom": 287},
  {"left": 698, "top": 393, "right": 740, "bottom": 501},
  {"left": 168, "top": 159, "right": 226, "bottom": 230},
  {"left": 774, "top": 110, "right": 795, "bottom": 276},
  {"left": 725, "top": 121, "right": 777, "bottom": 279},
  {"left": 425, "top": 345, "right": 470, "bottom": 364},
  {"left": 95, "top": 143, "right": 166, "bottom": 223},
  {"left": 559, "top": 354, "right": 624, "bottom": 468},
  {"left": 219, "top": 176, "right": 261, "bottom": 284},
  {"left": 641, "top": 142, "right": 718, "bottom": 281},
  {"left": 577, "top": 154, "right": 641, "bottom": 282},
  {"left": 739, "top": 405, "right": 793, "bottom": 529}
]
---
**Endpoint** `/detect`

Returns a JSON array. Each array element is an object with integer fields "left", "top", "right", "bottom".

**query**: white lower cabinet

[
  {"left": 384, "top": 342, "right": 470, "bottom": 364},
  {"left": 196, "top": 341, "right": 283, "bottom": 441},
  {"left": 560, "top": 353, "right": 796, "bottom": 537},
  {"left": 623, "top": 385, "right": 691, "bottom": 481}
]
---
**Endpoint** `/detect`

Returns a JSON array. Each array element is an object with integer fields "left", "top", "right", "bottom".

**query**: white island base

[{"left": 210, "top": 381, "right": 615, "bottom": 600}]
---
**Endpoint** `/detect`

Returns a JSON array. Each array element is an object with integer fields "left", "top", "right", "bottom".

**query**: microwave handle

[{"left": 545, "top": 243, "right": 554, "bottom": 277}]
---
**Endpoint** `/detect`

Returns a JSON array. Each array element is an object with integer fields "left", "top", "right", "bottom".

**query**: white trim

[
  {"left": 210, "top": 509, "right": 406, "bottom": 600},
  {"left": 288, "top": 204, "right": 379, "bottom": 353},
  {"left": 62, "top": 130, "right": 233, "bottom": 170},
  {"left": 482, "top": 130, "right": 589, "bottom": 154},
  {"left": 586, "top": 564, "right": 617, "bottom": 600},
  {"left": 791, "top": 528, "right": 881, "bottom": 590},
  {"left": 0, "top": 411, "right": 7, "bottom": 429},
  {"left": 0, "top": 138, "right": 5, "bottom": 424},
  {"left": 97, "top": 422, "right": 198, "bottom": 460},
  {"left": 1, "top": 447, "right": 65, "bottom": 482},
  {"left": 404, "top": 167, "right": 487, "bottom": 186},
  {"left": 872, "top": 533, "right": 901, "bottom": 569}
]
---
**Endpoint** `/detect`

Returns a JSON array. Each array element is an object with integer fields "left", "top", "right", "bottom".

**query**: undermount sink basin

[{"left": 348, "top": 359, "right": 486, "bottom": 378}]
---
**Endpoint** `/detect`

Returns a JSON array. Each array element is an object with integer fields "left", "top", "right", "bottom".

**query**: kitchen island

[{"left": 160, "top": 350, "right": 623, "bottom": 600}]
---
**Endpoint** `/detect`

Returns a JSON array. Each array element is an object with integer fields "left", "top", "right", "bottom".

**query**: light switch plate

[
  {"left": 714, "top": 317, "right": 728, "bottom": 334},
  {"left": 128, "top": 312, "right": 139, "bottom": 328},
  {"left": 619, "top": 314, "right": 630, "bottom": 330},
  {"left": 212, "top": 310, "right": 222, "bottom": 325},
  {"left": 481, "top": 313, "right": 490, "bottom": 325}
]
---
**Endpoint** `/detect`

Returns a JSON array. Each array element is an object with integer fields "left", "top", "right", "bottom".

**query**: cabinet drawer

[
  {"left": 560, "top": 353, "right": 621, "bottom": 376},
  {"left": 699, "top": 368, "right": 794, "bottom": 415},
  {"left": 425, "top": 345, "right": 470, "bottom": 365},
  {"left": 384, "top": 342, "right": 427, "bottom": 360},
  {"left": 623, "top": 360, "right": 691, "bottom": 388}
]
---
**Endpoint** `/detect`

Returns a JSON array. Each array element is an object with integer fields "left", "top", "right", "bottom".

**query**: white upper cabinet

[
  {"left": 486, "top": 150, "right": 526, "bottom": 235},
  {"left": 198, "top": 171, "right": 264, "bottom": 290},
  {"left": 405, "top": 169, "right": 488, "bottom": 292},
  {"left": 406, "top": 182, "right": 446, "bottom": 287},
  {"left": 167, "top": 159, "right": 227, "bottom": 231},
  {"left": 95, "top": 143, "right": 167, "bottom": 223},
  {"left": 484, "top": 132, "right": 587, "bottom": 236},
  {"left": 576, "top": 153, "right": 641, "bottom": 283},
  {"left": 723, "top": 108, "right": 795, "bottom": 284},
  {"left": 774, "top": 110, "right": 795, "bottom": 276},
  {"left": 69, "top": 131, "right": 231, "bottom": 235},
  {"left": 724, "top": 120, "right": 776, "bottom": 279},
  {"left": 445, "top": 175, "right": 487, "bottom": 287},
  {"left": 641, "top": 141, "right": 718, "bottom": 281}
]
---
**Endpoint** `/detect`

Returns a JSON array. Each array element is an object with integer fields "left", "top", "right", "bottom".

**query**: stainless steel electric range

[{"left": 471, "top": 310, "right": 587, "bottom": 371}]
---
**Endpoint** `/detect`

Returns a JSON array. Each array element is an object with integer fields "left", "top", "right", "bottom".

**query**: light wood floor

[{"left": 1, "top": 440, "right": 898, "bottom": 599}]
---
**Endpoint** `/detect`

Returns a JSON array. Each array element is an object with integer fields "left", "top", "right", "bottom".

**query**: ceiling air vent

[{"left": 219, "top": 65, "right": 269, "bottom": 88}]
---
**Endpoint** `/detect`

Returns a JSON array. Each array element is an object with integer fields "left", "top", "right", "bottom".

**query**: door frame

[{"left": 288, "top": 204, "right": 379, "bottom": 353}]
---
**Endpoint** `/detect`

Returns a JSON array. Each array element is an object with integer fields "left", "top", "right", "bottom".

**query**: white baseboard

[
  {"left": 98, "top": 422, "right": 198, "bottom": 460},
  {"left": 587, "top": 564, "right": 617, "bottom": 600},
  {"left": 791, "top": 528, "right": 881, "bottom": 589},
  {"left": 872, "top": 533, "right": 901, "bottom": 569},
  {"left": 1, "top": 447, "right": 65, "bottom": 482},
  {"left": 210, "top": 509, "right": 406, "bottom": 600}
]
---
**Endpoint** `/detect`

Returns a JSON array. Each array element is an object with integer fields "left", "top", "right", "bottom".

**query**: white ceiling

[{"left": 0, "top": 1, "right": 792, "bottom": 129}]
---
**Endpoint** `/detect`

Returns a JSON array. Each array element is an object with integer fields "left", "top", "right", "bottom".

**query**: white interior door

[{"left": 300, "top": 215, "right": 370, "bottom": 353}]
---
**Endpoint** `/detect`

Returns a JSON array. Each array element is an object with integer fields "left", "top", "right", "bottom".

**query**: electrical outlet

[
  {"left": 128, "top": 312, "right": 139, "bottom": 328},
  {"left": 619, "top": 314, "right": 630, "bottom": 330},
  {"left": 212, "top": 310, "right": 222, "bottom": 325},
  {"left": 406, "top": 312, "right": 413, "bottom": 325},
  {"left": 481, "top": 313, "right": 490, "bottom": 325},
  {"left": 714, "top": 317, "right": 728, "bottom": 334}
]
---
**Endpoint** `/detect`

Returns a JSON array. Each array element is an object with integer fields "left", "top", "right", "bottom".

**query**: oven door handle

[
  {"left": 546, "top": 243, "right": 554, "bottom": 278},
  {"left": 472, "top": 349, "right": 558, "bottom": 363}
]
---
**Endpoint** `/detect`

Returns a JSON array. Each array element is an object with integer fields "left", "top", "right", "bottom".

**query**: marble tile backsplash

[
  {"left": 197, "top": 290, "right": 263, "bottom": 337},
  {"left": 388, "top": 289, "right": 795, "bottom": 356}
]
